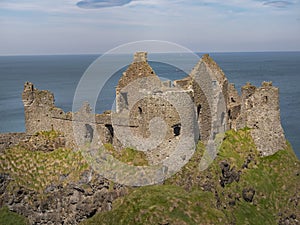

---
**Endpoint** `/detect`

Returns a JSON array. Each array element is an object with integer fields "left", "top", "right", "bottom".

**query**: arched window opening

[
  {"left": 228, "top": 110, "right": 232, "bottom": 119},
  {"left": 138, "top": 107, "right": 142, "bottom": 115},
  {"left": 221, "top": 112, "right": 225, "bottom": 125},
  {"left": 105, "top": 124, "right": 114, "bottom": 144},
  {"left": 173, "top": 124, "right": 181, "bottom": 137},
  {"left": 197, "top": 104, "right": 202, "bottom": 118},
  {"left": 84, "top": 124, "right": 94, "bottom": 143},
  {"left": 105, "top": 124, "right": 114, "bottom": 138}
]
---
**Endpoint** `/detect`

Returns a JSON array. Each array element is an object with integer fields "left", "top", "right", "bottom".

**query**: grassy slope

[
  {"left": 0, "top": 131, "right": 148, "bottom": 195},
  {"left": 0, "top": 129, "right": 299, "bottom": 224},
  {"left": 82, "top": 129, "right": 300, "bottom": 225},
  {"left": 0, "top": 131, "right": 90, "bottom": 224},
  {"left": 0, "top": 207, "right": 29, "bottom": 225},
  {"left": 0, "top": 146, "right": 88, "bottom": 194},
  {"left": 0, "top": 130, "right": 149, "bottom": 223},
  {"left": 81, "top": 185, "right": 226, "bottom": 225}
]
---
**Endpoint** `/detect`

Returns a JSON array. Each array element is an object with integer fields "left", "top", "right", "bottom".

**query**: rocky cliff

[
  {"left": 0, "top": 131, "right": 127, "bottom": 224},
  {"left": 0, "top": 129, "right": 299, "bottom": 224}
]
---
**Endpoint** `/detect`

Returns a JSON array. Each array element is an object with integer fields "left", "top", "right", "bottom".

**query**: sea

[{"left": 0, "top": 52, "right": 299, "bottom": 158}]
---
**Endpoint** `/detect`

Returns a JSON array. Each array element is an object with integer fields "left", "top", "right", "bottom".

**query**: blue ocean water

[{"left": 0, "top": 52, "right": 299, "bottom": 158}]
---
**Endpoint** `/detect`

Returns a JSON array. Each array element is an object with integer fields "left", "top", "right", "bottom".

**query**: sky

[{"left": 0, "top": 0, "right": 299, "bottom": 55}]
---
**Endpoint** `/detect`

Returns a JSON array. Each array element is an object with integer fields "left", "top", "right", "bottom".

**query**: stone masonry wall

[
  {"left": 22, "top": 82, "right": 113, "bottom": 149},
  {"left": 227, "top": 83, "right": 242, "bottom": 130},
  {"left": 240, "top": 82, "right": 286, "bottom": 156},
  {"left": 113, "top": 52, "right": 198, "bottom": 164},
  {"left": 116, "top": 52, "right": 161, "bottom": 114},
  {"left": 179, "top": 54, "right": 229, "bottom": 142}
]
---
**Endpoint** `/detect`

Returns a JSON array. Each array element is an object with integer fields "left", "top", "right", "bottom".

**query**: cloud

[
  {"left": 263, "top": 0, "right": 293, "bottom": 8},
  {"left": 0, "top": 1, "right": 80, "bottom": 14},
  {"left": 76, "top": 0, "right": 132, "bottom": 9}
]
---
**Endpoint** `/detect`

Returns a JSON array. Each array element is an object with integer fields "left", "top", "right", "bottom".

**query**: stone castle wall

[
  {"left": 239, "top": 82, "right": 286, "bottom": 155},
  {"left": 187, "top": 54, "right": 228, "bottom": 141},
  {"left": 114, "top": 52, "right": 198, "bottom": 164},
  {"left": 0, "top": 52, "right": 287, "bottom": 157},
  {"left": 21, "top": 82, "right": 115, "bottom": 150},
  {"left": 227, "top": 83, "right": 242, "bottom": 130}
]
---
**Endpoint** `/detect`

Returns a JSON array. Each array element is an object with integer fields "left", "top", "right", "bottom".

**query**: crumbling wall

[
  {"left": 113, "top": 52, "right": 198, "bottom": 164},
  {"left": 178, "top": 54, "right": 228, "bottom": 142},
  {"left": 21, "top": 82, "right": 111, "bottom": 149},
  {"left": 227, "top": 83, "right": 242, "bottom": 130},
  {"left": 116, "top": 52, "right": 161, "bottom": 113},
  {"left": 9, "top": 52, "right": 287, "bottom": 158},
  {"left": 129, "top": 96, "right": 181, "bottom": 140},
  {"left": 128, "top": 89, "right": 197, "bottom": 164},
  {"left": 22, "top": 82, "right": 78, "bottom": 147},
  {"left": 239, "top": 82, "right": 286, "bottom": 156}
]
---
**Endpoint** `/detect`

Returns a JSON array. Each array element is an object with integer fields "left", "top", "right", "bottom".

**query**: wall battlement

[{"left": 0, "top": 52, "right": 286, "bottom": 158}]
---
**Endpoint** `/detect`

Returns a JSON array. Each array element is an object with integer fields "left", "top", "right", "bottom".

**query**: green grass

[
  {"left": 0, "top": 207, "right": 29, "bottom": 225},
  {"left": 81, "top": 185, "right": 227, "bottom": 225},
  {"left": 0, "top": 131, "right": 89, "bottom": 194},
  {"left": 207, "top": 129, "right": 299, "bottom": 224},
  {"left": 1, "top": 128, "right": 299, "bottom": 225},
  {"left": 103, "top": 143, "right": 149, "bottom": 166},
  {"left": 0, "top": 147, "right": 89, "bottom": 194},
  {"left": 231, "top": 141, "right": 300, "bottom": 225},
  {"left": 34, "top": 130, "right": 60, "bottom": 140},
  {"left": 82, "top": 128, "right": 300, "bottom": 225}
]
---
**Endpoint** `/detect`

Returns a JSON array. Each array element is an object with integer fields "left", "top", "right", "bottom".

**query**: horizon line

[{"left": 1, "top": 50, "right": 300, "bottom": 57}]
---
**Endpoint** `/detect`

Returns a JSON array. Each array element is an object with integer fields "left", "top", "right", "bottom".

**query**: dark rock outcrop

[
  {"left": 0, "top": 174, "right": 10, "bottom": 196},
  {"left": 0, "top": 170, "right": 127, "bottom": 225},
  {"left": 278, "top": 213, "right": 298, "bottom": 225},
  {"left": 219, "top": 161, "right": 240, "bottom": 187},
  {"left": 242, "top": 188, "right": 255, "bottom": 202}
]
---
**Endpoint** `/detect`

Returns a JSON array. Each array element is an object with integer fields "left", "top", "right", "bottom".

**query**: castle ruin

[{"left": 1, "top": 52, "right": 287, "bottom": 160}]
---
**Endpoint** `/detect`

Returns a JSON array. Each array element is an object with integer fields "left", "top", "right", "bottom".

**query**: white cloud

[
  {"left": 0, "top": 0, "right": 80, "bottom": 14},
  {"left": 0, "top": 0, "right": 299, "bottom": 54}
]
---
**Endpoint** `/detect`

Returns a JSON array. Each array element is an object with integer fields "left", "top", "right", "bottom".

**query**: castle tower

[
  {"left": 176, "top": 54, "right": 229, "bottom": 142},
  {"left": 112, "top": 52, "right": 198, "bottom": 164},
  {"left": 22, "top": 82, "right": 55, "bottom": 134},
  {"left": 115, "top": 52, "right": 162, "bottom": 113},
  {"left": 240, "top": 82, "right": 286, "bottom": 156}
]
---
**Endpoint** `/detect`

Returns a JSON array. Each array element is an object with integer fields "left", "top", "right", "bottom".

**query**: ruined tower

[
  {"left": 239, "top": 82, "right": 286, "bottom": 155},
  {"left": 174, "top": 54, "right": 229, "bottom": 142},
  {"left": 113, "top": 52, "right": 198, "bottom": 164}
]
